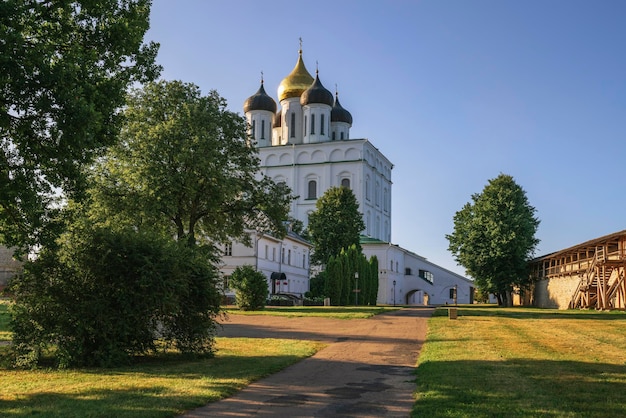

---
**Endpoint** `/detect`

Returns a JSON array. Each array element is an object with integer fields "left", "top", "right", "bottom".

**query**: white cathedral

[{"left": 220, "top": 46, "right": 474, "bottom": 306}]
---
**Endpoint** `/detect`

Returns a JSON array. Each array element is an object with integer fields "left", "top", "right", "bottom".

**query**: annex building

[{"left": 220, "top": 45, "right": 473, "bottom": 305}]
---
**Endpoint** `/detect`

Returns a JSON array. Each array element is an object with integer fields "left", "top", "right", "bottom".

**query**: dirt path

[{"left": 181, "top": 307, "right": 433, "bottom": 417}]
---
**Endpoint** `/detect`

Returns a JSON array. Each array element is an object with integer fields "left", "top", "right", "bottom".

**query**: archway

[{"left": 405, "top": 289, "right": 429, "bottom": 306}]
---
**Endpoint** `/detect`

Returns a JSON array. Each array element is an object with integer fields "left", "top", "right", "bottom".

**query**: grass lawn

[
  {"left": 0, "top": 337, "right": 324, "bottom": 417},
  {"left": 413, "top": 306, "right": 626, "bottom": 418}
]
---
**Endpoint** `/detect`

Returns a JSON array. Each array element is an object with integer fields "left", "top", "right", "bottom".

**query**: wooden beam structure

[{"left": 529, "top": 230, "right": 626, "bottom": 310}]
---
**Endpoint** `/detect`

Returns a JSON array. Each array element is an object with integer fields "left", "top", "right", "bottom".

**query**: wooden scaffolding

[{"left": 530, "top": 230, "right": 626, "bottom": 310}]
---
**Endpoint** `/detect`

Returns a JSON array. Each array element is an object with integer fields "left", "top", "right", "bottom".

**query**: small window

[
  {"left": 341, "top": 178, "right": 350, "bottom": 189},
  {"left": 265, "top": 245, "right": 268, "bottom": 259},
  {"left": 332, "top": 131, "right": 336, "bottom": 140},
  {"left": 251, "top": 120, "right": 256, "bottom": 138},
  {"left": 320, "top": 114, "right": 325, "bottom": 135},
  {"left": 449, "top": 288, "right": 456, "bottom": 299},
  {"left": 405, "top": 267, "right": 412, "bottom": 275},
  {"left": 282, "top": 247, "right": 285, "bottom": 263},
  {"left": 288, "top": 249, "right": 291, "bottom": 265},
  {"left": 224, "top": 243, "right": 233, "bottom": 256},
  {"left": 303, "top": 254, "right": 306, "bottom": 268},
  {"left": 340, "top": 132, "right": 345, "bottom": 140},
  {"left": 290, "top": 112, "right": 296, "bottom": 138},
  {"left": 307, "top": 180, "right": 317, "bottom": 199},
  {"left": 311, "top": 114, "right": 315, "bottom": 134},
  {"left": 223, "top": 275, "right": 231, "bottom": 290},
  {"left": 261, "top": 120, "right": 265, "bottom": 139},
  {"left": 304, "top": 115, "right": 307, "bottom": 136}
]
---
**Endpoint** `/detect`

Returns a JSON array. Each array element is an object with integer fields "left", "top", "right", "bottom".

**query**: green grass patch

[
  {"left": 225, "top": 305, "right": 399, "bottom": 319},
  {"left": 0, "top": 337, "right": 324, "bottom": 417},
  {"left": 413, "top": 306, "right": 626, "bottom": 417}
]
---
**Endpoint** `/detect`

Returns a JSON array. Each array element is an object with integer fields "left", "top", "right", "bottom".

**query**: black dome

[
  {"left": 300, "top": 74, "right": 333, "bottom": 107},
  {"left": 331, "top": 94, "right": 353, "bottom": 125},
  {"left": 244, "top": 82, "right": 277, "bottom": 113}
]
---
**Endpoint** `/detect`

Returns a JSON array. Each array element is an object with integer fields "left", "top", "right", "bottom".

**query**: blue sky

[{"left": 147, "top": 0, "right": 626, "bottom": 276}]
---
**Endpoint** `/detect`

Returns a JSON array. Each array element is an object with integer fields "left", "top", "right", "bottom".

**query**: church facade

[
  {"left": 244, "top": 47, "right": 392, "bottom": 242},
  {"left": 219, "top": 45, "right": 474, "bottom": 305}
]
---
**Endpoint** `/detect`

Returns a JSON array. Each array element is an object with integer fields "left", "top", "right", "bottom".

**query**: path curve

[{"left": 181, "top": 307, "right": 433, "bottom": 417}]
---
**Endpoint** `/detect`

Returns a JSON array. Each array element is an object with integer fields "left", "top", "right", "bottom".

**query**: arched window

[
  {"left": 320, "top": 114, "right": 325, "bottom": 135},
  {"left": 307, "top": 180, "right": 317, "bottom": 199},
  {"left": 290, "top": 112, "right": 296, "bottom": 138},
  {"left": 261, "top": 120, "right": 265, "bottom": 139},
  {"left": 310, "top": 114, "right": 315, "bottom": 134},
  {"left": 251, "top": 120, "right": 256, "bottom": 138},
  {"left": 365, "top": 175, "right": 370, "bottom": 200},
  {"left": 341, "top": 178, "right": 350, "bottom": 189}
]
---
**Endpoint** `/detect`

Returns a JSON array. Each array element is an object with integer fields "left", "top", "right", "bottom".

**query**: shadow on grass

[
  {"left": 413, "top": 358, "right": 626, "bottom": 418},
  {"left": 434, "top": 305, "right": 626, "bottom": 321}
]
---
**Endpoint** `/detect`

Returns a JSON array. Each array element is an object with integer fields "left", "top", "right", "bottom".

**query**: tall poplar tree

[{"left": 446, "top": 174, "right": 540, "bottom": 306}]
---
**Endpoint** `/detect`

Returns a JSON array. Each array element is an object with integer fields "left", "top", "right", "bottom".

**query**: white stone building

[
  {"left": 222, "top": 45, "right": 473, "bottom": 304},
  {"left": 361, "top": 237, "right": 474, "bottom": 306},
  {"left": 219, "top": 231, "right": 312, "bottom": 300},
  {"left": 244, "top": 48, "right": 392, "bottom": 242}
]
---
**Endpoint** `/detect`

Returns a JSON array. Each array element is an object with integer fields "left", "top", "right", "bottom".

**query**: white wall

[
  {"left": 362, "top": 242, "right": 474, "bottom": 306},
  {"left": 219, "top": 231, "right": 312, "bottom": 298}
]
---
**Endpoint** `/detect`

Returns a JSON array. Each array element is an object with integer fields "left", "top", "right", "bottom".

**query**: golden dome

[{"left": 277, "top": 49, "right": 314, "bottom": 102}]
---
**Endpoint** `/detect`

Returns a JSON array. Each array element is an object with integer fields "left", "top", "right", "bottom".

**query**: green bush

[
  {"left": 230, "top": 266, "right": 268, "bottom": 311},
  {"left": 9, "top": 225, "right": 222, "bottom": 368}
]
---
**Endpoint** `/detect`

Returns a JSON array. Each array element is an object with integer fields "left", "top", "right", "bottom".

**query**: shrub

[
  {"left": 229, "top": 265, "right": 268, "bottom": 311},
  {"left": 9, "top": 226, "right": 222, "bottom": 368}
]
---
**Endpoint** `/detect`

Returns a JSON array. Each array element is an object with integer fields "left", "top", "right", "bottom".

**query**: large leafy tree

[
  {"left": 308, "top": 186, "right": 365, "bottom": 265},
  {"left": 446, "top": 174, "right": 540, "bottom": 306},
  {"left": 89, "top": 80, "right": 293, "bottom": 247},
  {"left": 0, "top": 0, "right": 160, "bottom": 253}
]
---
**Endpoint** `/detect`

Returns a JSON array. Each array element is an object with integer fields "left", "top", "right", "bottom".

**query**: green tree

[
  {"left": 307, "top": 271, "right": 326, "bottom": 298},
  {"left": 325, "top": 255, "right": 343, "bottom": 305},
  {"left": 0, "top": 0, "right": 160, "bottom": 253},
  {"left": 368, "top": 256, "right": 379, "bottom": 305},
  {"left": 9, "top": 221, "right": 221, "bottom": 368},
  {"left": 89, "top": 80, "right": 293, "bottom": 247},
  {"left": 308, "top": 186, "right": 365, "bottom": 265},
  {"left": 229, "top": 265, "right": 268, "bottom": 311},
  {"left": 446, "top": 174, "right": 540, "bottom": 306}
]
